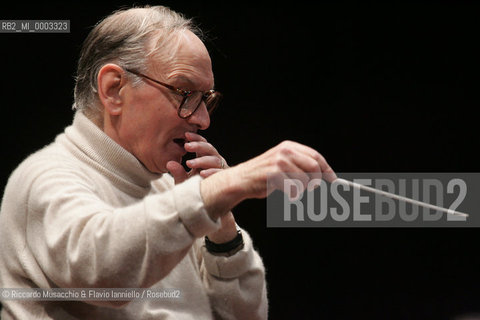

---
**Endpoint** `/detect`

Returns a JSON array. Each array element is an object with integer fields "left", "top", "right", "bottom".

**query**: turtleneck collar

[{"left": 63, "top": 112, "right": 162, "bottom": 194}]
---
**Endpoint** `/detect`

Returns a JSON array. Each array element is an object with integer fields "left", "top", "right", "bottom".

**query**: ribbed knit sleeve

[{"left": 200, "top": 230, "right": 268, "bottom": 320}]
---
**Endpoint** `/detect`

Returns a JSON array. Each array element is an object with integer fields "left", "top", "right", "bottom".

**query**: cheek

[
  {"left": 138, "top": 114, "right": 178, "bottom": 150},
  {"left": 124, "top": 99, "right": 161, "bottom": 134},
  {"left": 124, "top": 91, "right": 183, "bottom": 146}
]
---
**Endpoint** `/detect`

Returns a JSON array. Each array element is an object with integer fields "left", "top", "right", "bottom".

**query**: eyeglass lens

[{"left": 178, "top": 92, "right": 220, "bottom": 118}]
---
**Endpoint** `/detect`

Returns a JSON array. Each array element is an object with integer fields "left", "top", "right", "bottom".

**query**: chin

[
  {"left": 143, "top": 158, "right": 167, "bottom": 174},
  {"left": 157, "top": 161, "right": 170, "bottom": 174}
]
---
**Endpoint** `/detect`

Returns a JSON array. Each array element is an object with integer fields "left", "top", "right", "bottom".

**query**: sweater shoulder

[{"left": 5, "top": 137, "right": 91, "bottom": 192}]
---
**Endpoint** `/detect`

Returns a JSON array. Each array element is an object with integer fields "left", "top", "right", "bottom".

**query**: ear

[{"left": 97, "top": 64, "right": 128, "bottom": 116}]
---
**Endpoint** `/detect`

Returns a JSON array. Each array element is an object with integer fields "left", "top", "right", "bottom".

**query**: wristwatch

[{"left": 205, "top": 230, "right": 244, "bottom": 256}]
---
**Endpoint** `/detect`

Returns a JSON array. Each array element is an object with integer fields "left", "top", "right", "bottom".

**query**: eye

[{"left": 176, "top": 88, "right": 192, "bottom": 97}]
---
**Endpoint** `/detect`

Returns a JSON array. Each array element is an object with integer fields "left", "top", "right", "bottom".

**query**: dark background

[{"left": 1, "top": 1, "right": 479, "bottom": 319}]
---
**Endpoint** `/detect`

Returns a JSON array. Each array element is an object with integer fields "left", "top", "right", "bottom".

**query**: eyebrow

[
  {"left": 171, "top": 74, "right": 215, "bottom": 92},
  {"left": 170, "top": 75, "right": 198, "bottom": 90}
]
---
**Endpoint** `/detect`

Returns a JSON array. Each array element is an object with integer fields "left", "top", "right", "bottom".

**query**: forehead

[{"left": 151, "top": 30, "right": 214, "bottom": 90}]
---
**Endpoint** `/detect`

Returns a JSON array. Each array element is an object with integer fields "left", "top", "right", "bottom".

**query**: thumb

[{"left": 166, "top": 161, "right": 188, "bottom": 184}]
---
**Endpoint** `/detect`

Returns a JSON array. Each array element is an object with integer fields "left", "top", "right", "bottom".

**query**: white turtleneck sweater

[{"left": 0, "top": 112, "right": 268, "bottom": 319}]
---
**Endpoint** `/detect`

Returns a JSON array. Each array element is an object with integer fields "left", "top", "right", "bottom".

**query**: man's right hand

[{"left": 200, "top": 140, "right": 336, "bottom": 220}]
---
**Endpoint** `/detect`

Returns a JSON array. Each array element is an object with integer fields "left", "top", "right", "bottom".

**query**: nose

[{"left": 187, "top": 102, "right": 210, "bottom": 130}]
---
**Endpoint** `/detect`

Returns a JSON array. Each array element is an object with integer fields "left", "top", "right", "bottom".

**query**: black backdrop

[{"left": 1, "top": 1, "right": 479, "bottom": 319}]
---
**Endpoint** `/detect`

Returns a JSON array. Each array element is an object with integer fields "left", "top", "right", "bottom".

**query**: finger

[
  {"left": 166, "top": 161, "right": 188, "bottom": 184},
  {"left": 292, "top": 154, "right": 336, "bottom": 186},
  {"left": 276, "top": 153, "right": 323, "bottom": 192},
  {"left": 306, "top": 151, "right": 336, "bottom": 182},
  {"left": 298, "top": 147, "right": 336, "bottom": 182},
  {"left": 322, "top": 163, "right": 337, "bottom": 183},
  {"left": 268, "top": 171, "right": 306, "bottom": 200},
  {"left": 284, "top": 143, "right": 336, "bottom": 182},
  {"left": 199, "top": 168, "right": 222, "bottom": 178},
  {"left": 184, "top": 141, "right": 219, "bottom": 157},
  {"left": 285, "top": 171, "right": 310, "bottom": 199},
  {"left": 280, "top": 149, "right": 321, "bottom": 174},
  {"left": 270, "top": 146, "right": 326, "bottom": 193},
  {"left": 186, "top": 156, "right": 225, "bottom": 170},
  {"left": 185, "top": 131, "right": 207, "bottom": 142}
]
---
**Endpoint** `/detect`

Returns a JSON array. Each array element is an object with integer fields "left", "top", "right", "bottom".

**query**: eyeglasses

[{"left": 124, "top": 68, "right": 221, "bottom": 119}]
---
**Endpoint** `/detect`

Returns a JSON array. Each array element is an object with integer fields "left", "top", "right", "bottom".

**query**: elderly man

[{"left": 0, "top": 5, "right": 334, "bottom": 320}]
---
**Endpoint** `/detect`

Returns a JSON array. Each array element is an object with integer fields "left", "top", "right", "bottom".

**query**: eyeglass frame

[{"left": 124, "top": 68, "right": 221, "bottom": 119}]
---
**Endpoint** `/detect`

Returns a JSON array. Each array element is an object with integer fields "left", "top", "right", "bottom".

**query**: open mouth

[{"left": 173, "top": 138, "right": 186, "bottom": 148}]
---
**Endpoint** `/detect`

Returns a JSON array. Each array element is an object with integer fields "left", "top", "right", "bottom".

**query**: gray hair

[{"left": 73, "top": 5, "right": 201, "bottom": 124}]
